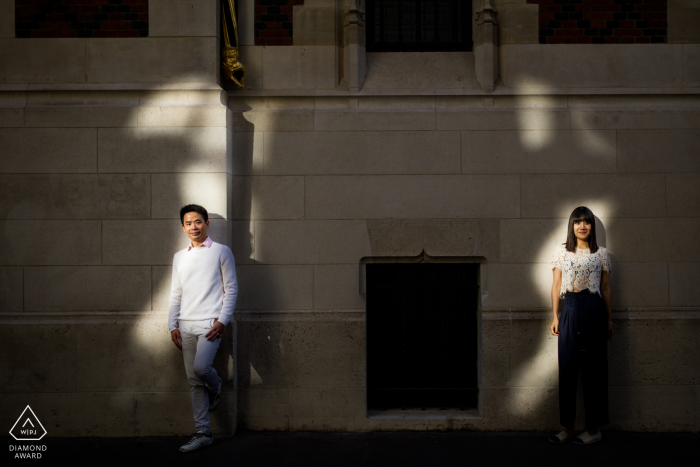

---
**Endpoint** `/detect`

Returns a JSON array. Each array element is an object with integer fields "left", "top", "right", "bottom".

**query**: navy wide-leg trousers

[{"left": 558, "top": 289, "right": 609, "bottom": 430}]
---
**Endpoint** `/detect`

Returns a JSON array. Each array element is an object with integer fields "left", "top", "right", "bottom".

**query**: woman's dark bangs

[{"left": 571, "top": 207, "right": 594, "bottom": 225}]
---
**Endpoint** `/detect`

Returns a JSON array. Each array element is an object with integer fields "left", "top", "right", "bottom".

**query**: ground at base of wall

[{"left": 3, "top": 432, "right": 698, "bottom": 466}]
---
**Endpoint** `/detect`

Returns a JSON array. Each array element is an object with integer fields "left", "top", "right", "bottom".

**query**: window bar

[
  {"left": 416, "top": 0, "right": 421, "bottom": 44},
  {"left": 434, "top": 0, "right": 439, "bottom": 45},
  {"left": 379, "top": 0, "right": 385, "bottom": 45},
  {"left": 401, "top": 282, "right": 407, "bottom": 410},
  {"left": 398, "top": 0, "right": 403, "bottom": 45},
  {"left": 421, "top": 266, "right": 426, "bottom": 410},
  {"left": 440, "top": 289, "right": 445, "bottom": 410},
  {"left": 452, "top": 0, "right": 458, "bottom": 45}
]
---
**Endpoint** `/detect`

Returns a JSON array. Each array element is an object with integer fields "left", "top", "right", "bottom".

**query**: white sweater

[{"left": 168, "top": 241, "right": 238, "bottom": 332}]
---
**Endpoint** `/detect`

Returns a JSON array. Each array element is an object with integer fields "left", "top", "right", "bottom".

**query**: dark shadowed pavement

[{"left": 4, "top": 431, "right": 698, "bottom": 466}]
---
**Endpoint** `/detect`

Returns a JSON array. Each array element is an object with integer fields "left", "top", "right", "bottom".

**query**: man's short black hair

[{"left": 180, "top": 204, "right": 209, "bottom": 225}]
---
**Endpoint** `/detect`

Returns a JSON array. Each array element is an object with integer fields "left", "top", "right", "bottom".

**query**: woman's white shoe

[
  {"left": 573, "top": 431, "right": 602, "bottom": 444},
  {"left": 548, "top": 430, "right": 576, "bottom": 444}
]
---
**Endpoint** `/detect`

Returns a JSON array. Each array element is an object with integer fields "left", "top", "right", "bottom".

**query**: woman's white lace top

[{"left": 550, "top": 244, "right": 611, "bottom": 298}]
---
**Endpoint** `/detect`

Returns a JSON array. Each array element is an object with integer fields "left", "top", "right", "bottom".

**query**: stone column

[
  {"left": 474, "top": 1, "right": 499, "bottom": 93},
  {"left": 343, "top": 0, "right": 366, "bottom": 92}
]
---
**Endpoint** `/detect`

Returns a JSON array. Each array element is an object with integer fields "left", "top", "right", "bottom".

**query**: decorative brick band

[
  {"left": 254, "top": 0, "right": 303, "bottom": 46},
  {"left": 15, "top": 0, "right": 149, "bottom": 39},
  {"left": 527, "top": 0, "right": 667, "bottom": 44}
]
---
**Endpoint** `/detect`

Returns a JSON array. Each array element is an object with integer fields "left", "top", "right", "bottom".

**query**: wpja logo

[{"left": 9, "top": 405, "right": 47, "bottom": 459}]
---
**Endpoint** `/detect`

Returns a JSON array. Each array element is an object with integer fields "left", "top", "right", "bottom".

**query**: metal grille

[
  {"left": 366, "top": 0, "right": 473, "bottom": 52},
  {"left": 366, "top": 263, "right": 479, "bottom": 411}
]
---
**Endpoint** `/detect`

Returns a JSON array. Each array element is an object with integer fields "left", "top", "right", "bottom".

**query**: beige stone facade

[{"left": 1, "top": 0, "right": 699, "bottom": 435}]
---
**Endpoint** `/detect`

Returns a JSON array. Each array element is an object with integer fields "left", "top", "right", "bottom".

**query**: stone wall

[
  {"left": 227, "top": 94, "right": 700, "bottom": 432},
  {"left": 1, "top": 0, "right": 700, "bottom": 436}
]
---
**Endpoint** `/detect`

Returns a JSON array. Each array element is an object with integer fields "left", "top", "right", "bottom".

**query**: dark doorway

[{"left": 366, "top": 262, "right": 479, "bottom": 411}]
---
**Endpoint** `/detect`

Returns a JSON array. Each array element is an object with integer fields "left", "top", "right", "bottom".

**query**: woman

[{"left": 548, "top": 206, "right": 613, "bottom": 445}]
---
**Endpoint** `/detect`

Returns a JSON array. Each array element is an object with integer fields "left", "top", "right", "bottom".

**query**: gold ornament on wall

[{"left": 222, "top": 0, "right": 245, "bottom": 87}]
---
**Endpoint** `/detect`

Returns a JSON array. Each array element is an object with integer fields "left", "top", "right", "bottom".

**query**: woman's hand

[
  {"left": 551, "top": 318, "right": 559, "bottom": 336},
  {"left": 607, "top": 322, "right": 614, "bottom": 341}
]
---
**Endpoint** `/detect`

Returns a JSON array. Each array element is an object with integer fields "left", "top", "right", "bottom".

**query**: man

[{"left": 168, "top": 204, "right": 238, "bottom": 453}]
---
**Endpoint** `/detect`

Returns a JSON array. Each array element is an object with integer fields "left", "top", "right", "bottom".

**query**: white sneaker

[
  {"left": 209, "top": 376, "right": 222, "bottom": 411},
  {"left": 573, "top": 430, "right": 602, "bottom": 444},
  {"left": 179, "top": 431, "right": 213, "bottom": 452},
  {"left": 548, "top": 430, "right": 576, "bottom": 444}
]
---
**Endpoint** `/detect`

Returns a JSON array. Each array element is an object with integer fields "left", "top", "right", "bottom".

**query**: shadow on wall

[{"left": 0, "top": 101, "right": 256, "bottom": 436}]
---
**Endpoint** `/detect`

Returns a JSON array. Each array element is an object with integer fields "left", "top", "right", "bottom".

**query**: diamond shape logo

[{"left": 9, "top": 406, "right": 47, "bottom": 441}]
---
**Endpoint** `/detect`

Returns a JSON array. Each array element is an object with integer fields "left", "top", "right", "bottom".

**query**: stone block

[
  {"left": 363, "top": 52, "right": 479, "bottom": 90},
  {"left": 313, "top": 265, "right": 365, "bottom": 310},
  {"left": 366, "top": 219, "right": 500, "bottom": 259},
  {"left": 152, "top": 265, "right": 172, "bottom": 311},
  {"left": 0, "top": 174, "right": 150, "bottom": 220},
  {"left": 231, "top": 176, "right": 305, "bottom": 220},
  {"left": 570, "top": 110, "right": 700, "bottom": 130},
  {"left": 102, "top": 219, "right": 228, "bottom": 265},
  {"left": 669, "top": 263, "right": 700, "bottom": 307},
  {"left": 86, "top": 38, "right": 218, "bottom": 83},
  {"left": 230, "top": 131, "right": 264, "bottom": 175},
  {"left": 500, "top": 44, "right": 683, "bottom": 88},
  {"left": 24, "top": 108, "right": 137, "bottom": 128},
  {"left": 0, "top": 128, "right": 96, "bottom": 173},
  {"left": 608, "top": 320, "right": 634, "bottom": 387},
  {"left": 75, "top": 322, "right": 196, "bottom": 392},
  {"left": 0, "top": 267, "right": 22, "bottom": 312},
  {"left": 232, "top": 220, "right": 255, "bottom": 264},
  {"left": 236, "top": 265, "right": 314, "bottom": 310},
  {"left": 149, "top": 0, "right": 217, "bottom": 37},
  {"left": 667, "top": 174, "right": 700, "bottom": 217},
  {"left": 151, "top": 173, "right": 228, "bottom": 219},
  {"left": 0, "top": 109, "right": 22, "bottom": 127},
  {"left": 238, "top": 319, "right": 365, "bottom": 388},
  {"left": 481, "top": 387, "right": 559, "bottom": 431},
  {"left": 238, "top": 0, "right": 255, "bottom": 46},
  {"left": 24, "top": 266, "right": 151, "bottom": 311},
  {"left": 499, "top": 219, "right": 569, "bottom": 263},
  {"left": 305, "top": 175, "right": 520, "bottom": 219},
  {"left": 288, "top": 387, "right": 366, "bottom": 419},
  {"left": 462, "top": 130, "right": 617, "bottom": 174},
  {"left": 669, "top": 2, "right": 700, "bottom": 43},
  {"left": 509, "top": 320, "right": 558, "bottom": 388},
  {"left": 232, "top": 111, "right": 315, "bottom": 132},
  {"left": 610, "top": 218, "right": 700, "bottom": 262},
  {"left": 238, "top": 388, "right": 290, "bottom": 427},
  {"left": 482, "top": 263, "right": 553, "bottom": 309},
  {"left": 0, "top": 393, "right": 138, "bottom": 437},
  {"left": 0, "top": 39, "right": 86, "bottom": 83},
  {"left": 0, "top": 0, "right": 13, "bottom": 37},
  {"left": 138, "top": 90, "right": 225, "bottom": 107},
  {"left": 293, "top": 5, "right": 336, "bottom": 46},
  {"left": 135, "top": 391, "right": 236, "bottom": 435},
  {"left": 639, "top": 386, "right": 696, "bottom": 431},
  {"left": 521, "top": 174, "right": 666, "bottom": 219},
  {"left": 254, "top": 220, "right": 372, "bottom": 264},
  {"left": 628, "top": 319, "right": 700, "bottom": 386},
  {"left": 314, "top": 111, "right": 436, "bottom": 131},
  {"left": 499, "top": 3, "right": 539, "bottom": 45},
  {"left": 618, "top": 130, "right": 700, "bottom": 173},
  {"left": 237, "top": 46, "right": 263, "bottom": 90},
  {"left": 137, "top": 106, "right": 228, "bottom": 127},
  {"left": 607, "top": 386, "right": 642, "bottom": 430},
  {"left": 0, "top": 220, "right": 101, "bottom": 266},
  {"left": 611, "top": 263, "right": 668, "bottom": 307},
  {"left": 481, "top": 319, "right": 512, "bottom": 388},
  {"left": 262, "top": 46, "right": 336, "bottom": 90},
  {"left": 264, "top": 131, "right": 461, "bottom": 175},
  {"left": 98, "top": 127, "right": 227, "bottom": 173},
  {"left": 684, "top": 45, "right": 700, "bottom": 86},
  {"left": 0, "top": 325, "right": 75, "bottom": 392},
  {"left": 230, "top": 96, "right": 316, "bottom": 111},
  {"left": 437, "top": 110, "right": 569, "bottom": 131}
]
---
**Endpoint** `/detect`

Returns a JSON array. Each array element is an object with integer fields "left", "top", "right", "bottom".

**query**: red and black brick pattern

[
  {"left": 254, "top": 0, "right": 303, "bottom": 46},
  {"left": 528, "top": 0, "right": 667, "bottom": 44},
  {"left": 15, "top": 0, "right": 149, "bottom": 38}
]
